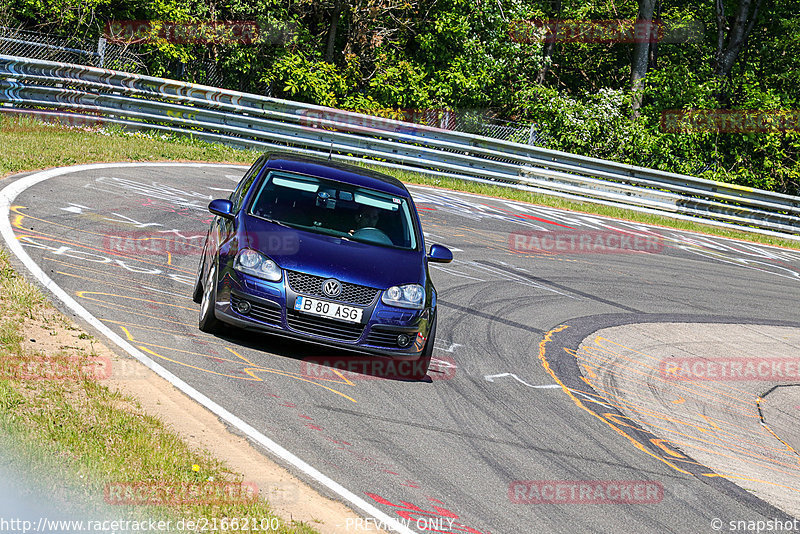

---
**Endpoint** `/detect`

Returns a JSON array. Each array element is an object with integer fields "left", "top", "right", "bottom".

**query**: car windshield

[{"left": 248, "top": 171, "right": 418, "bottom": 250}]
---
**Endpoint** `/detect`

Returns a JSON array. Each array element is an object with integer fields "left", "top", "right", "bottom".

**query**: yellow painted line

[
  {"left": 138, "top": 346, "right": 356, "bottom": 402},
  {"left": 76, "top": 291, "right": 195, "bottom": 311},
  {"left": 139, "top": 341, "right": 244, "bottom": 365},
  {"left": 56, "top": 270, "right": 158, "bottom": 293},
  {"left": 331, "top": 368, "right": 354, "bottom": 384},
  {"left": 75, "top": 298, "right": 194, "bottom": 328},
  {"left": 225, "top": 347, "right": 355, "bottom": 386},
  {"left": 45, "top": 256, "right": 192, "bottom": 285},
  {"left": 591, "top": 336, "right": 758, "bottom": 399},
  {"left": 575, "top": 371, "right": 800, "bottom": 472},
  {"left": 242, "top": 367, "right": 356, "bottom": 402},
  {"left": 700, "top": 472, "right": 800, "bottom": 493},
  {"left": 138, "top": 346, "right": 261, "bottom": 381},
  {"left": 568, "top": 345, "right": 756, "bottom": 415},
  {"left": 573, "top": 379, "right": 791, "bottom": 456},
  {"left": 226, "top": 347, "right": 256, "bottom": 366},
  {"left": 10, "top": 206, "right": 193, "bottom": 273},
  {"left": 672, "top": 396, "right": 686, "bottom": 404},
  {"left": 120, "top": 326, "right": 135, "bottom": 342},
  {"left": 699, "top": 414, "right": 722, "bottom": 432},
  {"left": 650, "top": 438, "right": 687, "bottom": 459},
  {"left": 757, "top": 395, "right": 800, "bottom": 464},
  {"left": 124, "top": 328, "right": 356, "bottom": 400},
  {"left": 105, "top": 319, "right": 211, "bottom": 340},
  {"left": 536, "top": 324, "right": 690, "bottom": 475},
  {"left": 582, "top": 364, "right": 597, "bottom": 379}
]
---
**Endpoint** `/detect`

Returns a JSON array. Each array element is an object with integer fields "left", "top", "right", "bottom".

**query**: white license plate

[{"left": 294, "top": 296, "right": 363, "bottom": 323}]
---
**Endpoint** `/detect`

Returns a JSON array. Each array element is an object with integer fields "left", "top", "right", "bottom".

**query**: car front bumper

[{"left": 214, "top": 273, "right": 431, "bottom": 360}]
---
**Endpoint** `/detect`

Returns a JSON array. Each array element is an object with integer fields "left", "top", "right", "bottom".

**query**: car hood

[{"left": 240, "top": 216, "right": 425, "bottom": 289}]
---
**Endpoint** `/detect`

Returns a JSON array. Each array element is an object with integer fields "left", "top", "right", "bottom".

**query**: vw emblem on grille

[{"left": 322, "top": 278, "right": 342, "bottom": 298}]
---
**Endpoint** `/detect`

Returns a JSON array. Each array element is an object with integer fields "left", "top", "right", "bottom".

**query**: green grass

[
  {"left": 0, "top": 223, "right": 316, "bottom": 532},
  {"left": 2, "top": 114, "right": 796, "bottom": 249},
  {"left": 0, "top": 113, "right": 798, "bottom": 530},
  {"left": 369, "top": 166, "right": 800, "bottom": 250}
]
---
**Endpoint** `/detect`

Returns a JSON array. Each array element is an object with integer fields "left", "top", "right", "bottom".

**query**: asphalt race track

[{"left": 3, "top": 162, "right": 800, "bottom": 533}]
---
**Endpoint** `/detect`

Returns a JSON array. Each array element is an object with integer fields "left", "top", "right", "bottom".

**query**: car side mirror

[
  {"left": 208, "top": 199, "right": 235, "bottom": 220},
  {"left": 428, "top": 244, "right": 453, "bottom": 263}
]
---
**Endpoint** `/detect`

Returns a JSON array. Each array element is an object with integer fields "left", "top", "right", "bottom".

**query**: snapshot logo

[
  {"left": 508, "top": 19, "right": 703, "bottom": 44},
  {"left": 509, "top": 230, "right": 663, "bottom": 255},
  {"left": 104, "top": 482, "right": 258, "bottom": 505},
  {"left": 660, "top": 357, "right": 800, "bottom": 381},
  {"left": 509, "top": 480, "right": 663, "bottom": 504},
  {"left": 103, "top": 231, "right": 299, "bottom": 256},
  {"left": 301, "top": 354, "right": 456, "bottom": 381},
  {"left": 104, "top": 20, "right": 292, "bottom": 46},
  {"left": 0, "top": 355, "right": 111, "bottom": 381},
  {"left": 661, "top": 109, "right": 800, "bottom": 134}
]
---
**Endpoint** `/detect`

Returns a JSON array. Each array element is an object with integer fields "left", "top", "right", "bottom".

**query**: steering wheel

[{"left": 351, "top": 227, "right": 393, "bottom": 246}]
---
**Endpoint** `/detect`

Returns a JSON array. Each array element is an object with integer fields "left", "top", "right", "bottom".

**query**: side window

[{"left": 230, "top": 157, "right": 266, "bottom": 213}]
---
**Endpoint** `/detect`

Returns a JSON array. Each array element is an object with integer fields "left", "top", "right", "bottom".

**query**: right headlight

[
  {"left": 234, "top": 249, "right": 282, "bottom": 282},
  {"left": 381, "top": 284, "right": 425, "bottom": 309}
]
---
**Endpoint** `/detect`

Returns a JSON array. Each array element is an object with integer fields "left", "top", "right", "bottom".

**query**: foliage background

[{"left": 3, "top": 0, "right": 799, "bottom": 194}]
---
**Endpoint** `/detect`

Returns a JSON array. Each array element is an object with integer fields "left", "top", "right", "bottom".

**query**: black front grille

[
  {"left": 286, "top": 270, "right": 379, "bottom": 306},
  {"left": 365, "top": 329, "right": 401, "bottom": 348},
  {"left": 231, "top": 295, "right": 282, "bottom": 326},
  {"left": 365, "top": 327, "right": 418, "bottom": 348},
  {"left": 286, "top": 312, "right": 364, "bottom": 342}
]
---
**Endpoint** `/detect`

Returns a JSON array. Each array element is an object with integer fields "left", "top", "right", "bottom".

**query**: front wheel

[
  {"left": 192, "top": 256, "right": 205, "bottom": 304},
  {"left": 199, "top": 264, "right": 222, "bottom": 334},
  {"left": 408, "top": 314, "right": 436, "bottom": 380}
]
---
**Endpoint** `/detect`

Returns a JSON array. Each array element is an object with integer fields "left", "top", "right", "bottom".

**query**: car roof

[{"left": 262, "top": 152, "right": 410, "bottom": 198}]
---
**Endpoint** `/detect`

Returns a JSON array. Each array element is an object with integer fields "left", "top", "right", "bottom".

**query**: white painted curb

[{"left": 0, "top": 162, "right": 415, "bottom": 534}]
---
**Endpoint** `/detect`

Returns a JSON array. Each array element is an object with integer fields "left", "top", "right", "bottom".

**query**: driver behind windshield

[{"left": 349, "top": 206, "right": 380, "bottom": 234}]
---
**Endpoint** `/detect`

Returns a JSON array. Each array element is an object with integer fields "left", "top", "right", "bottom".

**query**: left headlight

[
  {"left": 234, "top": 248, "right": 282, "bottom": 282},
  {"left": 382, "top": 284, "right": 425, "bottom": 309}
]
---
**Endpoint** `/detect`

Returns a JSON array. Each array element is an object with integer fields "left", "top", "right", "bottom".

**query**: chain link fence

[
  {"left": 0, "top": 25, "right": 548, "bottom": 146},
  {"left": 0, "top": 26, "right": 144, "bottom": 72},
  {"left": 450, "top": 112, "right": 551, "bottom": 146},
  {"left": 377, "top": 107, "right": 549, "bottom": 147}
]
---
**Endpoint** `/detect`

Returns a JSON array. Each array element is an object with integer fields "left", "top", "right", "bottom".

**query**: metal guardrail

[{"left": 2, "top": 54, "right": 800, "bottom": 238}]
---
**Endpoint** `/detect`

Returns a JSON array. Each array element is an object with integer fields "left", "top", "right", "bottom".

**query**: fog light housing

[
  {"left": 396, "top": 333, "right": 411, "bottom": 348},
  {"left": 235, "top": 299, "right": 252, "bottom": 315}
]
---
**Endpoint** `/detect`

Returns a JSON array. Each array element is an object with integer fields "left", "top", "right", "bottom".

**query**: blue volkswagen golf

[{"left": 193, "top": 153, "right": 453, "bottom": 379}]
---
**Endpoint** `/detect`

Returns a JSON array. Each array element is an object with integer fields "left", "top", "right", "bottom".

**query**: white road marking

[
  {"left": 60, "top": 203, "right": 91, "bottom": 214},
  {"left": 0, "top": 162, "right": 415, "bottom": 534},
  {"left": 484, "top": 373, "right": 562, "bottom": 389}
]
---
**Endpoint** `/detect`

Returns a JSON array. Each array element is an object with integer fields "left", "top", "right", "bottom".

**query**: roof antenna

[{"left": 328, "top": 139, "right": 333, "bottom": 160}]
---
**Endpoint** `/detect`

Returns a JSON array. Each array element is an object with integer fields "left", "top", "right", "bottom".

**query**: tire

[
  {"left": 198, "top": 263, "right": 222, "bottom": 334},
  {"left": 409, "top": 313, "right": 436, "bottom": 380},
  {"left": 192, "top": 256, "right": 204, "bottom": 304}
]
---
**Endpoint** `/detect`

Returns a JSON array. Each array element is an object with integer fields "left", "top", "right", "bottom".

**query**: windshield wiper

[{"left": 252, "top": 214, "right": 291, "bottom": 228}]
